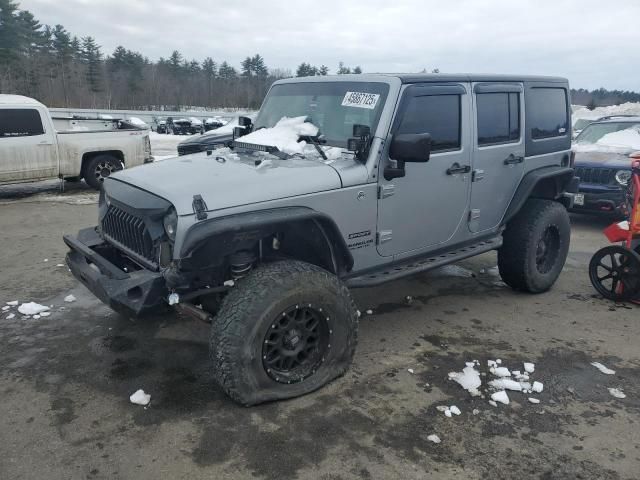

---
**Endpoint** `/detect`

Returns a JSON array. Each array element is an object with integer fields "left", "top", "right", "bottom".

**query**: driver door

[{"left": 377, "top": 83, "right": 472, "bottom": 257}]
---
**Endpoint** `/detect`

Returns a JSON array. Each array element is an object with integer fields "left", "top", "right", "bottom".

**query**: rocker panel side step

[{"left": 345, "top": 236, "right": 503, "bottom": 288}]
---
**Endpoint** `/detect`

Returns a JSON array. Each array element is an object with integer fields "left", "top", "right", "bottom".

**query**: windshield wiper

[{"left": 299, "top": 135, "right": 328, "bottom": 161}]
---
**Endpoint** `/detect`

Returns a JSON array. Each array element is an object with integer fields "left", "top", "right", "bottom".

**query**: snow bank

[
  {"left": 573, "top": 102, "right": 640, "bottom": 125},
  {"left": 18, "top": 302, "right": 50, "bottom": 315},
  {"left": 239, "top": 116, "right": 319, "bottom": 155}
]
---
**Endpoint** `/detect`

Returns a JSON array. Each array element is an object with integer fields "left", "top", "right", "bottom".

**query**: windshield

[
  {"left": 576, "top": 122, "right": 640, "bottom": 144},
  {"left": 573, "top": 119, "right": 594, "bottom": 131},
  {"left": 254, "top": 81, "right": 390, "bottom": 148}
]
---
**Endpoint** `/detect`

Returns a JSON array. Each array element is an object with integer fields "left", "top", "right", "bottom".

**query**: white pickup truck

[{"left": 0, "top": 95, "right": 152, "bottom": 189}]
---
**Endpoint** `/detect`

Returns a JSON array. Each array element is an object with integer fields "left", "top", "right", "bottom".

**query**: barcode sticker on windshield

[{"left": 342, "top": 92, "right": 380, "bottom": 109}]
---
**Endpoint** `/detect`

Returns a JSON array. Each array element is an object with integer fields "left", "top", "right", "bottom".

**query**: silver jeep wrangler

[{"left": 65, "top": 74, "right": 577, "bottom": 405}]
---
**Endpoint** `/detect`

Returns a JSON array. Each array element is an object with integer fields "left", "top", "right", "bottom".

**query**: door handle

[
  {"left": 446, "top": 163, "right": 471, "bottom": 175},
  {"left": 504, "top": 154, "right": 524, "bottom": 165}
]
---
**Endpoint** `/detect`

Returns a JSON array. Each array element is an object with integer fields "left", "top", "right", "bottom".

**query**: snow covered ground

[
  {"left": 573, "top": 102, "right": 640, "bottom": 125},
  {"left": 149, "top": 132, "right": 184, "bottom": 161}
]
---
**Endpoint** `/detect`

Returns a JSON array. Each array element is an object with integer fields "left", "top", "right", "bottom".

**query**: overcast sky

[{"left": 18, "top": 0, "right": 640, "bottom": 90}]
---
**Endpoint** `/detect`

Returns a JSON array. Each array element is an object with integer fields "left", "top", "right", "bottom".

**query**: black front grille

[
  {"left": 102, "top": 205, "right": 155, "bottom": 265},
  {"left": 575, "top": 167, "right": 615, "bottom": 185}
]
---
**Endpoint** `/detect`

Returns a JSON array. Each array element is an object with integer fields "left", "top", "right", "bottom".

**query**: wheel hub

[
  {"left": 262, "top": 304, "right": 330, "bottom": 384},
  {"left": 535, "top": 225, "right": 560, "bottom": 274}
]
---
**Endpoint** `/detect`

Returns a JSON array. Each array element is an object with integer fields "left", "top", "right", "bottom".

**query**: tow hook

[{"left": 174, "top": 302, "right": 213, "bottom": 324}]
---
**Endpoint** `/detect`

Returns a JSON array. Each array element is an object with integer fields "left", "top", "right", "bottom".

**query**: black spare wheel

[
  {"left": 210, "top": 260, "right": 358, "bottom": 406},
  {"left": 499, "top": 199, "right": 571, "bottom": 293},
  {"left": 84, "top": 154, "right": 123, "bottom": 190}
]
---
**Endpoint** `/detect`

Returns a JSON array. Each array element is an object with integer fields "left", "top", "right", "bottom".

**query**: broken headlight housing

[
  {"left": 163, "top": 207, "right": 178, "bottom": 242},
  {"left": 615, "top": 170, "right": 632, "bottom": 186}
]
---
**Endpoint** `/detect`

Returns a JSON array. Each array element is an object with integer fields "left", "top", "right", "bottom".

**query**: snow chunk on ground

[
  {"left": 449, "top": 405, "right": 461, "bottom": 416},
  {"left": 492, "top": 367, "right": 511, "bottom": 377},
  {"left": 532, "top": 381, "right": 544, "bottom": 393},
  {"left": 489, "top": 378, "right": 522, "bottom": 392},
  {"left": 239, "top": 116, "right": 319, "bottom": 155},
  {"left": 168, "top": 293, "right": 179, "bottom": 305},
  {"left": 6, "top": 300, "right": 18, "bottom": 306},
  {"left": 223, "top": 280, "right": 235, "bottom": 287},
  {"left": 1, "top": 306, "right": 9, "bottom": 311},
  {"left": 407, "top": 368, "right": 414, "bottom": 374},
  {"left": 528, "top": 397, "right": 541, "bottom": 404},
  {"left": 40, "top": 312, "right": 51, "bottom": 317},
  {"left": 608, "top": 388, "right": 626, "bottom": 399},
  {"left": 489, "top": 400, "right": 498, "bottom": 407},
  {"left": 130, "top": 389, "right": 151, "bottom": 406},
  {"left": 448, "top": 365, "right": 482, "bottom": 395},
  {"left": 18, "top": 302, "right": 50, "bottom": 315},
  {"left": 591, "top": 362, "right": 616, "bottom": 375},
  {"left": 6, "top": 313, "right": 15, "bottom": 319},
  {"left": 523, "top": 362, "right": 535, "bottom": 373},
  {"left": 64, "top": 294, "right": 76, "bottom": 303},
  {"left": 427, "top": 434, "right": 441, "bottom": 444},
  {"left": 491, "top": 390, "right": 510, "bottom": 405}
]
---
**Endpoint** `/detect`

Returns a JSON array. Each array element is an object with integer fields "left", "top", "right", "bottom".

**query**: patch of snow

[
  {"left": 129, "top": 389, "right": 151, "bottom": 406},
  {"left": 492, "top": 367, "right": 511, "bottom": 377},
  {"left": 33, "top": 315, "right": 40, "bottom": 319},
  {"left": 448, "top": 365, "right": 482, "bottom": 396},
  {"left": 436, "top": 406, "right": 448, "bottom": 412},
  {"left": 528, "top": 397, "right": 541, "bottom": 404},
  {"left": 572, "top": 102, "right": 640, "bottom": 125},
  {"left": 168, "top": 293, "right": 179, "bottom": 305},
  {"left": 523, "top": 362, "right": 535, "bottom": 373},
  {"left": 487, "top": 360, "right": 497, "bottom": 368},
  {"left": 472, "top": 409, "right": 480, "bottom": 415},
  {"left": 449, "top": 405, "right": 461, "bottom": 416},
  {"left": 239, "top": 116, "right": 319, "bottom": 155},
  {"left": 223, "top": 280, "right": 235, "bottom": 287},
  {"left": 18, "top": 302, "right": 50, "bottom": 315},
  {"left": 427, "top": 434, "right": 441, "bottom": 444},
  {"left": 1, "top": 306, "right": 9, "bottom": 311},
  {"left": 407, "top": 368, "right": 414, "bottom": 374},
  {"left": 496, "top": 359, "right": 502, "bottom": 365},
  {"left": 6, "top": 301, "right": 18, "bottom": 306},
  {"left": 532, "top": 381, "right": 544, "bottom": 393},
  {"left": 6, "top": 313, "right": 15, "bottom": 319},
  {"left": 56, "top": 263, "right": 64, "bottom": 267},
  {"left": 608, "top": 388, "right": 626, "bottom": 399},
  {"left": 591, "top": 362, "right": 616, "bottom": 375},
  {"left": 40, "top": 312, "right": 51, "bottom": 317},
  {"left": 64, "top": 294, "right": 76, "bottom": 303},
  {"left": 43, "top": 258, "right": 48, "bottom": 262},
  {"left": 365, "top": 309, "right": 373, "bottom": 315},
  {"left": 444, "top": 408, "right": 452, "bottom": 417},
  {"left": 255, "top": 159, "right": 273, "bottom": 170},
  {"left": 489, "top": 378, "right": 522, "bottom": 392},
  {"left": 489, "top": 400, "right": 498, "bottom": 407},
  {"left": 491, "top": 390, "right": 510, "bottom": 405}
]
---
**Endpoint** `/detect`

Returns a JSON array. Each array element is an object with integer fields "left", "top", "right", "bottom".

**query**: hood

[
  {"left": 574, "top": 150, "right": 632, "bottom": 169},
  {"left": 110, "top": 149, "right": 343, "bottom": 215}
]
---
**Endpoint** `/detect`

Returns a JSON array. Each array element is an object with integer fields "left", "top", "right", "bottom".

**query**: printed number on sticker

[{"left": 342, "top": 91, "right": 380, "bottom": 109}]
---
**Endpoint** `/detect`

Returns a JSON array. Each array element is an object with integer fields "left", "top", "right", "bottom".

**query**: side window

[
  {"left": 529, "top": 88, "right": 568, "bottom": 139},
  {"left": 0, "top": 109, "right": 45, "bottom": 138},
  {"left": 397, "top": 94, "right": 461, "bottom": 152},
  {"left": 477, "top": 92, "right": 520, "bottom": 146}
]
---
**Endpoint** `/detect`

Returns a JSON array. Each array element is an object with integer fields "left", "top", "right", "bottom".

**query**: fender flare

[
  {"left": 179, "top": 206, "right": 354, "bottom": 274},
  {"left": 503, "top": 165, "right": 575, "bottom": 224}
]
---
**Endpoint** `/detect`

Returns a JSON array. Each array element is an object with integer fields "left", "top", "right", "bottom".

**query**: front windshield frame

[
  {"left": 576, "top": 121, "right": 640, "bottom": 144},
  {"left": 254, "top": 81, "right": 390, "bottom": 149}
]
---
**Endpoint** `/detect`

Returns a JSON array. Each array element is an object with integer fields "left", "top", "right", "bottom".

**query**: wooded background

[{"left": 1, "top": 0, "right": 638, "bottom": 110}]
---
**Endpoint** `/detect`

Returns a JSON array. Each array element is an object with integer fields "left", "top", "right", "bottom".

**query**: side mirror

[
  {"left": 384, "top": 133, "right": 431, "bottom": 180},
  {"left": 352, "top": 124, "right": 370, "bottom": 137},
  {"left": 238, "top": 116, "right": 253, "bottom": 128},
  {"left": 233, "top": 126, "right": 246, "bottom": 139},
  {"left": 389, "top": 133, "right": 431, "bottom": 163}
]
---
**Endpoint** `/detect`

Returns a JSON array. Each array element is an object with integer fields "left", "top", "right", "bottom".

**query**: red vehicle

[{"left": 589, "top": 152, "right": 640, "bottom": 300}]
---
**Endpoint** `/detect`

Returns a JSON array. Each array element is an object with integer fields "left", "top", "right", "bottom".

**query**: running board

[{"left": 345, "top": 236, "right": 502, "bottom": 288}]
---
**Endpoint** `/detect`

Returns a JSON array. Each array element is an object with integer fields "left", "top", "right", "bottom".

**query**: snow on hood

[
  {"left": 239, "top": 116, "right": 319, "bottom": 155},
  {"left": 110, "top": 147, "right": 342, "bottom": 215},
  {"left": 574, "top": 126, "right": 640, "bottom": 154}
]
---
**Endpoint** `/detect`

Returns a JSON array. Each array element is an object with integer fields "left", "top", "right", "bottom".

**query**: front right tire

[
  {"left": 498, "top": 199, "right": 570, "bottom": 293},
  {"left": 210, "top": 260, "right": 358, "bottom": 406}
]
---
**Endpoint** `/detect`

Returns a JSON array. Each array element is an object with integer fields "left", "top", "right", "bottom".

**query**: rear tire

[
  {"left": 83, "top": 154, "right": 123, "bottom": 190},
  {"left": 498, "top": 199, "right": 570, "bottom": 293},
  {"left": 210, "top": 260, "right": 358, "bottom": 406}
]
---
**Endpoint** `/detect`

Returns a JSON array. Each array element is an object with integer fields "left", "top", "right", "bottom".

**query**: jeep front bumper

[{"left": 64, "top": 227, "right": 168, "bottom": 317}]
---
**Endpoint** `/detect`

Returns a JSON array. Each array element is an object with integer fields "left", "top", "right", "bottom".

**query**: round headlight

[
  {"left": 163, "top": 208, "right": 178, "bottom": 241},
  {"left": 615, "top": 170, "right": 632, "bottom": 186}
]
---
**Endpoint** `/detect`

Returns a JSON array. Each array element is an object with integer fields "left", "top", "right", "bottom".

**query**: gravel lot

[{"left": 0, "top": 178, "right": 638, "bottom": 480}]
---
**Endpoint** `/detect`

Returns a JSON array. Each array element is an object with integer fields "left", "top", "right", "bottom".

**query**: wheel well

[
  {"left": 81, "top": 151, "right": 124, "bottom": 176},
  {"left": 530, "top": 176, "right": 565, "bottom": 199}
]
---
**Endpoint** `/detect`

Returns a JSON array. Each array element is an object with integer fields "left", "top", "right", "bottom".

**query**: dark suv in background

[{"left": 572, "top": 117, "right": 640, "bottom": 216}]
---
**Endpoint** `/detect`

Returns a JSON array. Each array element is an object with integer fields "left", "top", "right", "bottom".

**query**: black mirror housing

[
  {"left": 238, "top": 116, "right": 253, "bottom": 128},
  {"left": 389, "top": 133, "right": 431, "bottom": 163},
  {"left": 352, "top": 124, "right": 370, "bottom": 138},
  {"left": 233, "top": 126, "right": 246, "bottom": 138}
]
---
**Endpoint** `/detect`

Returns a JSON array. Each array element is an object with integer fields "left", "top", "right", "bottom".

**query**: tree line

[
  {"left": 0, "top": 0, "right": 363, "bottom": 110},
  {"left": 1, "top": 1, "right": 638, "bottom": 111}
]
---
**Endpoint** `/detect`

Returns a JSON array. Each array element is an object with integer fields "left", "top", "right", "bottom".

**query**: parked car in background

[
  {"left": 573, "top": 115, "right": 638, "bottom": 139},
  {"left": 572, "top": 117, "right": 640, "bottom": 216},
  {"left": 204, "top": 117, "right": 225, "bottom": 131},
  {"left": 156, "top": 119, "right": 168, "bottom": 134},
  {"left": 167, "top": 117, "right": 192, "bottom": 135},
  {"left": 0, "top": 95, "right": 152, "bottom": 189},
  {"left": 189, "top": 117, "right": 204, "bottom": 134}
]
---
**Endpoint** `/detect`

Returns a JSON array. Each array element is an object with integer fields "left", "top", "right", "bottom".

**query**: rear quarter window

[
  {"left": 529, "top": 88, "right": 569, "bottom": 140},
  {"left": 0, "top": 108, "right": 45, "bottom": 138}
]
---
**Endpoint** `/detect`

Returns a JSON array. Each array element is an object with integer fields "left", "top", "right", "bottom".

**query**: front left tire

[{"left": 210, "top": 260, "right": 358, "bottom": 406}]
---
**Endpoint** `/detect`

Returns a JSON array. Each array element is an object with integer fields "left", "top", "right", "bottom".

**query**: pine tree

[
  {"left": 252, "top": 54, "right": 268, "bottom": 77},
  {"left": 318, "top": 65, "right": 329, "bottom": 76},
  {"left": 353, "top": 66, "right": 362, "bottom": 74},
  {"left": 219, "top": 61, "right": 237, "bottom": 79},
  {"left": 82, "top": 36, "right": 102, "bottom": 103},
  {"left": 337, "top": 61, "right": 351, "bottom": 74}
]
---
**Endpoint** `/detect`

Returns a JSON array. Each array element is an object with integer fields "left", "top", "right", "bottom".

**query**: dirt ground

[{"left": 1, "top": 181, "right": 639, "bottom": 480}]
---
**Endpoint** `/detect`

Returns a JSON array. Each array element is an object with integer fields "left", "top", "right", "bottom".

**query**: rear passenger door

[
  {"left": 0, "top": 107, "right": 57, "bottom": 183},
  {"left": 469, "top": 84, "right": 525, "bottom": 233}
]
